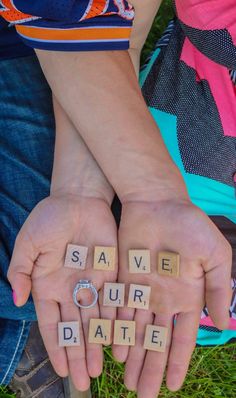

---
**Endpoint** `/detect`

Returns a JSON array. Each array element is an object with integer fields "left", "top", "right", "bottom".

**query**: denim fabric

[{"left": 0, "top": 55, "right": 55, "bottom": 384}]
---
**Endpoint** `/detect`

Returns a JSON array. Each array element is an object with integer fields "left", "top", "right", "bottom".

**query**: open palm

[
  {"left": 8, "top": 194, "right": 117, "bottom": 391},
  {"left": 113, "top": 199, "right": 232, "bottom": 398}
]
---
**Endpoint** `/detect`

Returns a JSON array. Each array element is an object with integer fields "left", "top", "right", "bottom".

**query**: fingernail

[{"left": 12, "top": 290, "right": 17, "bottom": 305}]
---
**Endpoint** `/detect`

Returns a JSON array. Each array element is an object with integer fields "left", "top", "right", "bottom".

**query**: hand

[
  {"left": 113, "top": 199, "right": 232, "bottom": 398},
  {"left": 7, "top": 194, "right": 117, "bottom": 391}
]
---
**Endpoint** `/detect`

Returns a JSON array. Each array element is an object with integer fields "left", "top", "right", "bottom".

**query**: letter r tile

[
  {"left": 128, "top": 284, "right": 151, "bottom": 310},
  {"left": 93, "top": 246, "right": 116, "bottom": 271},
  {"left": 58, "top": 321, "right": 80, "bottom": 347},
  {"left": 64, "top": 244, "right": 88, "bottom": 270}
]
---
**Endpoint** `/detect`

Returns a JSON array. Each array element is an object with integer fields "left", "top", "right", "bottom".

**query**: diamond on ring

[{"left": 73, "top": 280, "right": 98, "bottom": 309}]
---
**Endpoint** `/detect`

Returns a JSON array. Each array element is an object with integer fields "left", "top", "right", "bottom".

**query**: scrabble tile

[
  {"left": 103, "top": 283, "right": 125, "bottom": 307},
  {"left": 64, "top": 244, "right": 88, "bottom": 270},
  {"left": 128, "top": 284, "right": 151, "bottom": 310},
  {"left": 89, "top": 319, "right": 112, "bottom": 345},
  {"left": 58, "top": 321, "right": 80, "bottom": 347},
  {"left": 129, "top": 249, "right": 151, "bottom": 273},
  {"left": 113, "top": 320, "right": 136, "bottom": 346},
  {"left": 143, "top": 325, "right": 168, "bottom": 352},
  {"left": 157, "top": 251, "right": 180, "bottom": 277},
  {"left": 93, "top": 246, "right": 116, "bottom": 271}
]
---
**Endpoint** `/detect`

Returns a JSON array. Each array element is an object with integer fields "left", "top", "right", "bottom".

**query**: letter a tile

[
  {"left": 93, "top": 246, "right": 116, "bottom": 271},
  {"left": 58, "top": 321, "right": 80, "bottom": 347},
  {"left": 103, "top": 283, "right": 125, "bottom": 307},
  {"left": 129, "top": 249, "right": 151, "bottom": 273},
  {"left": 113, "top": 320, "right": 136, "bottom": 346},
  {"left": 144, "top": 325, "right": 168, "bottom": 352},
  {"left": 128, "top": 284, "right": 151, "bottom": 310},
  {"left": 157, "top": 251, "right": 180, "bottom": 277},
  {"left": 64, "top": 244, "right": 88, "bottom": 270},
  {"left": 89, "top": 319, "right": 112, "bottom": 345}
]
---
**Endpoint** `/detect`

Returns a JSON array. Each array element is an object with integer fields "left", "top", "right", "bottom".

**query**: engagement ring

[{"left": 73, "top": 280, "right": 98, "bottom": 309}]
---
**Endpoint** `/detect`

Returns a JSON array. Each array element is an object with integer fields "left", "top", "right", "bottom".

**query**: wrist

[
  {"left": 50, "top": 178, "right": 115, "bottom": 206},
  {"left": 119, "top": 163, "right": 189, "bottom": 205}
]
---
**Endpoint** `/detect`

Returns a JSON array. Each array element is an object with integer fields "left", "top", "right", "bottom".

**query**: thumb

[
  {"left": 204, "top": 242, "right": 232, "bottom": 330},
  {"left": 7, "top": 231, "right": 37, "bottom": 307}
]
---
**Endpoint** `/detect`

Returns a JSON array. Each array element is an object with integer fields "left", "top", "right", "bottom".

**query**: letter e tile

[
  {"left": 157, "top": 251, "right": 180, "bottom": 277},
  {"left": 144, "top": 325, "right": 168, "bottom": 352}
]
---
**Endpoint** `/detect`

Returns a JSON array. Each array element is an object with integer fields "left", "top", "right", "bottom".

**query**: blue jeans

[{"left": 0, "top": 55, "right": 55, "bottom": 384}]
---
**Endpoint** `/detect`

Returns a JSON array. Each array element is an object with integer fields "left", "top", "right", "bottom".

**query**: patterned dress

[{"left": 141, "top": 0, "right": 236, "bottom": 345}]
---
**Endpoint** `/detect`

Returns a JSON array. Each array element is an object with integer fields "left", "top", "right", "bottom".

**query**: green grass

[
  {"left": 1, "top": 2, "right": 235, "bottom": 398},
  {"left": 91, "top": 345, "right": 236, "bottom": 398},
  {"left": 0, "top": 386, "right": 14, "bottom": 398},
  {"left": 141, "top": 0, "right": 174, "bottom": 65},
  {"left": 2, "top": 344, "right": 235, "bottom": 398}
]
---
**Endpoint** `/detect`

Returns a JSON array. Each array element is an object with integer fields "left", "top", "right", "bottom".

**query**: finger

[
  {"left": 124, "top": 309, "right": 154, "bottom": 392},
  {"left": 60, "top": 301, "right": 90, "bottom": 391},
  {"left": 7, "top": 232, "right": 38, "bottom": 306},
  {"left": 80, "top": 301, "right": 103, "bottom": 379},
  {"left": 205, "top": 252, "right": 232, "bottom": 330},
  {"left": 112, "top": 305, "right": 135, "bottom": 363},
  {"left": 137, "top": 314, "right": 173, "bottom": 398},
  {"left": 34, "top": 298, "right": 68, "bottom": 378},
  {"left": 166, "top": 311, "right": 200, "bottom": 391}
]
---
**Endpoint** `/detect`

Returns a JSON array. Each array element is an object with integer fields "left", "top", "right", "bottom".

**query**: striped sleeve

[{"left": 0, "top": 0, "right": 135, "bottom": 51}]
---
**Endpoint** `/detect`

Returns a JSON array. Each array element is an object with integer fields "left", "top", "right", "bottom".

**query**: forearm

[
  {"left": 128, "top": 0, "right": 162, "bottom": 74},
  {"left": 37, "top": 50, "right": 188, "bottom": 204},
  {"left": 51, "top": 98, "right": 114, "bottom": 205}
]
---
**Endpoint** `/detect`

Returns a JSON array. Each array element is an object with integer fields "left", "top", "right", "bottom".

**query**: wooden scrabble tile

[
  {"left": 143, "top": 325, "right": 168, "bottom": 352},
  {"left": 64, "top": 244, "right": 88, "bottom": 270},
  {"left": 157, "top": 251, "right": 180, "bottom": 277},
  {"left": 58, "top": 321, "right": 80, "bottom": 347},
  {"left": 113, "top": 320, "right": 136, "bottom": 346},
  {"left": 129, "top": 249, "right": 151, "bottom": 273},
  {"left": 89, "top": 319, "right": 112, "bottom": 345},
  {"left": 128, "top": 284, "right": 151, "bottom": 310},
  {"left": 103, "top": 283, "right": 125, "bottom": 307},
  {"left": 93, "top": 246, "right": 116, "bottom": 271}
]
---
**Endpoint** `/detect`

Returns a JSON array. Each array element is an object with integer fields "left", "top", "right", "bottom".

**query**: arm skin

[
  {"left": 128, "top": 0, "right": 162, "bottom": 73},
  {"left": 36, "top": 49, "right": 188, "bottom": 205},
  {"left": 51, "top": 0, "right": 162, "bottom": 199},
  {"left": 36, "top": 0, "right": 171, "bottom": 205},
  {"left": 51, "top": 97, "right": 114, "bottom": 203}
]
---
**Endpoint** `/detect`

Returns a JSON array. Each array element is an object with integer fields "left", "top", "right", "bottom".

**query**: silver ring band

[{"left": 73, "top": 280, "right": 98, "bottom": 309}]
